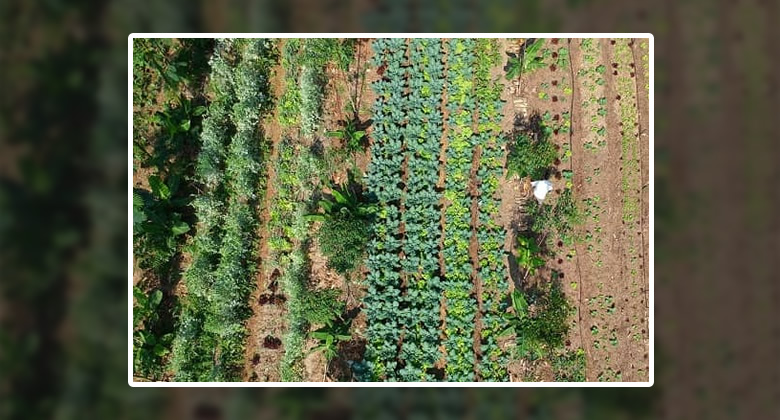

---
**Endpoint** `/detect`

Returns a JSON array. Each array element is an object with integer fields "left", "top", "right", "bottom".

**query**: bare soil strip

[{"left": 244, "top": 59, "right": 286, "bottom": 382}]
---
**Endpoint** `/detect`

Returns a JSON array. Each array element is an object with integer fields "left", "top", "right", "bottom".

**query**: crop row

[
  {"left": 170, "top": 39, "right": 275, "bottom": 381},
  {"left": 362, "top": 37, "right": 408, "bottom": 381},
  {"left": 472, "top": 39, "right": 510, "bottom": 381},
  {"left": 270, "top": 139, "right": 321, "bottom": 381},
  {"left": 397, "top": 38, "right": 446, "bottom": 381},
  {"left": 442, "top": 38, "right": 479, "bottom": 381}
]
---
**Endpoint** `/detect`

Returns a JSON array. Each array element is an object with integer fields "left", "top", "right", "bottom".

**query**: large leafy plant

[
  {"left": 516, "top": 235, "right": 546, "bottom": 276},
  {"left": 310, "top": 320, "right": 352, "bottom": 362},
  {"left": 327, "top": 118, "right": 366, "bottom": 152},
  {"left": 501, "top": 284, "right": 573, "bottom": 360},
  {"left": 505, "top": 39, "right": 547, "bottom": 80},
  {"left": 506, "top": 129, "right": 557, "bottom": 180},
  {"left": 133, "top": 174, "right": 190, "bottom": 274},
  {"left": 132, "top": 287, "right": 173, "bottom": 379}
]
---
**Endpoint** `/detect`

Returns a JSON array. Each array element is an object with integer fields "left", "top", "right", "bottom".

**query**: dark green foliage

[
  {"left": 299, "top": 38, "right": 355, "bottom": 71},
  {"left": 132, "top": 175, "right": 190, "bottom": 275},
  {"left": 552, "top": 348, "right": 586, "bottom": 381},
  {"left": 307, "top": 186, "right": 377, "bottom": 223},
  {"left": 327, "top": 118, "right": 367, "bottom": 152},
  {"left": 132, "top": 287, "right": 173, "bottom": 380},
  {"left": 311, "top": 319, "right": 352, "bottom": 361},
  {"left": 308, "top": 186, "right": 374, "bottom": 275},
  {"left": 527, "top": 187, "right": 581, "bottom": 246},
  {"left": 505, "top": 128, "right": 557, "bottom": 179},
  {"left": 299, "top": 288, "right": 344, "bottom": 326},
  {"left": 516, "top": 235, "right": 546, "bottom": 275},
  {"left": 503, "top": 282, "right": 573, "bottom": 360},
  {"left": 318, "top": 212, "right": 372, "bottom": 275}
]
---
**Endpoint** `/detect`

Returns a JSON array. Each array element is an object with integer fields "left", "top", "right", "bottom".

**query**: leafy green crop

[
  {"left": 516, "top": 236, "right": 546, "bottom": 276},
  {"left": 132, "top": 287, "right": 173, "bottom": 380},
  {"left": 170, "top": 39, "right": 275, "bottom": 382},
  {"left": 505, "top": 125, "right": 558, "bottom": 180},
  {"left": 473, "top": 39, "right": 511, "bottom": 382},
  {"left": 132, "top": 174, "right": 190, "bottom": 275},
  {"left": 359, "top": 37, "right": 408, "bottom": 381},
  {"left": 441, "top": 38, "right": 479, "bottom": 382}
]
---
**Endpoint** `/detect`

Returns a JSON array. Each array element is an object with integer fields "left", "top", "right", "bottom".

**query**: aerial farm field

[{"left": 131, "top": 37, "right": 651, "bottom": 383}]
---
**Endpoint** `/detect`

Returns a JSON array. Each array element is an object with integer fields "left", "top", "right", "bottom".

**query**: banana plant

[
  {"left": 310, "top": 319, "right": 352, "bottom": 362},
  {"left": 305, "top": 186, "right": 377, "bottom": 222},
  {"left": 505, "top": 39, "right": 547, "bottom": 80}
]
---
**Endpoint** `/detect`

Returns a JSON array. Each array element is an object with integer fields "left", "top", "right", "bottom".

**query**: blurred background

[{"left": 2, "top": 0, "right": 778, "bottom": 418}]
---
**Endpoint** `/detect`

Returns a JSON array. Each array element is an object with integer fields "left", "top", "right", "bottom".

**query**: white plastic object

[{"left": 530, "top": 180, "right": 553, "bottom": 202}]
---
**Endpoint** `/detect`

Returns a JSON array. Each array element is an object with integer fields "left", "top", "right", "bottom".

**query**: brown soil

[
  {"left": 244, "top": 58, "right": 286, "bottom": 382},
  {"left": 564, "top": 38, "right": 650, "bottom": 382},
  {"left": 468, "top": 144, "right": 483, "bottom": 377},
  {"left": 308, "top": 237, "right": 344, "bottom": 292},
  {"left": 496, "top": 38, "right": 646, "bottom": 382}
]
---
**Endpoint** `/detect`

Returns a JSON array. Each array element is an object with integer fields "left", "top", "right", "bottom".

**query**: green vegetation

[
  {"left": 505, "top": 39, "right": 547, "bottom": 80},
  {"left": 278, "top": 38, "right": 355, "bottom": 136},
  {"left": 527, "top": 188, "right": 582, "bottom": 247},
  {"left": 130, "top": 37, "right": 648, "bottom": 384},
  {"left": 474, "top": 38, "right": 511, "bottom": 382},
  {"left": 308, "top": 186, "right": 375, "bottom": 276},
  {"left": 506, "top": 118, "right": 558, "bottom": 179},
  {"left": 169, "top": 39, "right": 276, "bottom": 381},
  {"left": 132, "top": 287, "right": 172, "bottom": 380},
  {"left": 327, "top": 118, "right": 367, "bottom": 152},
  {"left": 131, "top": 38, "right": 212, "bottom": 380},
  {"left": 502, "top": 284, "right": 573, "bottom": 359}
]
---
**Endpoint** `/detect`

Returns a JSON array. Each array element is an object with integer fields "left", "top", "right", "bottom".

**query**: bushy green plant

[
  {"left": 327, "top": 119, "right": 366, "bottom": 152},
  {"left": 502, "top": 282, "right": 573, "bottom": 360},
  {"left": 552, "top": 348, "right": 586, "bottom": 381},
  {"left": 133, "top": 175, "right": 190, "bottom": 274},
  {"left": 132, "top": 287, "right": 173, "bottom": 380},
  {"left": 516, "top": 235, "right": 545, "bottom": 276},
  {"left": 299, "top": 288, "right": 344, "bottom": 326},
  {"left": 505, "top": 129, "right": 557, "bottom": 179},
  {"left": 527, "top": 188, "right": 581, "bottom": 246},
  {"left": 310, "top": 320, "right": 352, "bottom": 362},
  {"left": 318, "top": 213, "right": 371, "bottom": 275},
  {"left": 170, "top": 39, "right": 275, "bottom": 382}
]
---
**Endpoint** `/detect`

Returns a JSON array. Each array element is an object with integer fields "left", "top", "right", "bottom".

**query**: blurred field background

[{"left": 1, "top": 0, "right": 778, "bottom": 418}]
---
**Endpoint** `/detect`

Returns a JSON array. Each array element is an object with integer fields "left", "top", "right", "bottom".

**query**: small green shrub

[
  {"left": 552, "top": 348, "right": 586, "bottom": 381},
  {"left": 503, "top": 282, "right": 574, "bottom": 360},
  {"left": 300, "top": 288, "right": 344, "bottom": 326},
  {"left": 318, "top": 213, "right": 371, "bottom": 275},
  {"left": 506, "top": 128, "right": 557, "bottom": 179},
  {"left": 527, "top": 188, "right": 581, "bottom": 246}
]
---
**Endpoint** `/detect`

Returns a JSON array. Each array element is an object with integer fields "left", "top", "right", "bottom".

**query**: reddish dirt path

[{"left": 244, "top": 55, "right": 286, "bottom": 382}]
